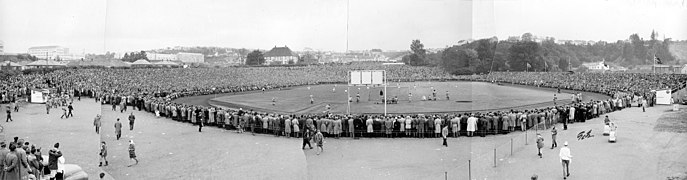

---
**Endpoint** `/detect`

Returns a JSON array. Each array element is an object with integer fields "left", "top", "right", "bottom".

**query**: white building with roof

[
  {"left": 28, "top": 46, "right": 69, "bottom": 60},
  {"left": 147, "top": 53, "right": 178, "bottom": 61},
  {"left": 581, "top": 61, "right": 610, "bottom": 71},
  {"left": 264, "top": 46, "right": 298, "bottom": 65},
  {"left": 176, "top": 52, "right": 204, "bottom": 63}
]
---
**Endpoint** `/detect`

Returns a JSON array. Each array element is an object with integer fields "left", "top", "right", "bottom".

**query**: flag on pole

[
  {"left": 526, "top": 62, "right": 532, "bottom": 68},
  {"left": 654, "top": 55, "right": 662, "bottom": 64}
]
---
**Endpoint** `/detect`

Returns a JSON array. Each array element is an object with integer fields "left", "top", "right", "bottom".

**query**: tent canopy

[
  {"left": 154, "top": 61, "right": 179, "bottom": 66},
  {"left": 132, "top": 59, "right": 151, "bottom": 65}
]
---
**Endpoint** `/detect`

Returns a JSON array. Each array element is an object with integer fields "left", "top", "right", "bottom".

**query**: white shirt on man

[{"left": 559, "top": 146, "right": 572, "bottom": 161}]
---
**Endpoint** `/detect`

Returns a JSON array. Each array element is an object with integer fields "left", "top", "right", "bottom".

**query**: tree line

[
  {"left": 404, "top": 31, "right": 678, "bottom": 75},
  {"left": 121, "top": 51, "right": 148, "bottom": 62}
]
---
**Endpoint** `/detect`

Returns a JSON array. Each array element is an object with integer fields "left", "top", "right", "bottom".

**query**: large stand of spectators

[{"left": 2, "top": 66, "right": 687, "bottom": 139}]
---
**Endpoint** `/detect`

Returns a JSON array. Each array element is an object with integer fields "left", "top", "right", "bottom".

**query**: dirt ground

[
  {"left": 1, "top": 98, "right": 103, "bottom": 180},
  {"left": 305, "top": 104, "right": 687, "bottom": 180},
  {"left": 98, "top": 105, "right": 307, "bottom": 180}
]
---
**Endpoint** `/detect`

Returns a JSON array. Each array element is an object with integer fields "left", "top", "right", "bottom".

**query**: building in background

[
  {"left": 653, "top": 64, "right": 683, "bottom": 74},
  {"left": 28, "top": 46, "right": 69, "bottom": 59},
  {"left": 176, "top": 52, "right": 204, "bottom": 63},
  {"left": 581, "top": 61, "right": 610, "bottom": 71},
  {"left": 0, "top": 41, "right": 4, "bottom": 54},
  {"left": 147, "top": 53, "right": 178, "bottom": 61},
  {"left": 264, "top": 46, "right": 298, "bottom": 65}
]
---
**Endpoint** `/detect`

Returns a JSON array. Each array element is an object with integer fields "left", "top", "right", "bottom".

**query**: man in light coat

[{"left": 559, "top": 141, "right": 572, "bottom": 179}]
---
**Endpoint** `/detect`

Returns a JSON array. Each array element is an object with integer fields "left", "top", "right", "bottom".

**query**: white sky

[{"left": 0, "top": 0, "right": 685, "bottom": 54}]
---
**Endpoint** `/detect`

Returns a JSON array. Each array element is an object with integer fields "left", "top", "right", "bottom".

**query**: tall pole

[
  {"left": 347, "top": 86, "right": 351, "bottom": 115},
  {"left": 346, "top": 0, "right": 349, "bottom": 53},
  {"left": 384, "top": 70, "right": 387, "bottom": 116},
  {"left": 347, "top": 71, "right": 350, "bottom": 114},
  {"left": 489, "top": 40, "right": 498, "bottom": 73}
]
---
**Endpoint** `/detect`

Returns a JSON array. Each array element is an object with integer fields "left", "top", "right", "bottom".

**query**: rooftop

[
  {"left": 264, "top": 46, "right": 297, "bottom": 57},
  {"left": 28, "top": 46, "right": 62, "bottom": 49}
]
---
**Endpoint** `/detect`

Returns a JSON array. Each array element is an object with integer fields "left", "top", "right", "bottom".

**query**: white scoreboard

[{"left": 350, "top": 70, "right": 385, "bottom": 85}]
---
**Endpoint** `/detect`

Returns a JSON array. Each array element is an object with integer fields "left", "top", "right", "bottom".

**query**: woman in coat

[
  {"left": 3, "top": 143, "right": 20, "bottom": 180},
  {"left": 28, "top": 149, "right": 41, "bottom": 180},
  {"left": 536, "top": 134, "right": 545, "bottom": 158},
  {"left": 292, "top": 117, "right": 300, "bottom": 138},
  {"left": 128, "top": 140, "right": 139, "bottom": 166}
]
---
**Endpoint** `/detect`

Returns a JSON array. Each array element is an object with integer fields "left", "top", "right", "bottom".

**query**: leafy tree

[
  {"left": 521, "top": 33, "right": 534, "bottom": 42},
  {"left": 650, "top": 30, "right": 657, "bottom": 42},
  {"left": 298, "top": 53, "right": 318, "bottom": 64},
  {"left": 139, "top": 51, "right": 148, "bottom": 60},
  {"left": 403, "top": 54, "right": 425, "bottom": 66},
  {"left": 245, "top": 50, "right": 265, "bottom": 65},
  {"left": 629, "top": 33, "right": 648, "bottom": 64},
  {"left": 435, "top": 32, "right": 677, "bottom": 72},
  {"left": 410, "top": 39, "right": 426, "bottom": 56},
  {"left": 403, "top": 39, "right": 427, "bottom": 66},
  {"left": 441, "top": 46, "right": 478, "bottom": 74},
  {"left": 123, "top": 53, "right": 130, "bottom": 61},
  {"left": 508, "top": 41, "right": 540, "bottom": 71},
  {"left": 558, "top": 57, "right": 570, "bottom": 71}
]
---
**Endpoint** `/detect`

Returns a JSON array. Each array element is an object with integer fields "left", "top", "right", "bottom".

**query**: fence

[{"left": 443, "top": 119, "right": 557, "bottom": 180}]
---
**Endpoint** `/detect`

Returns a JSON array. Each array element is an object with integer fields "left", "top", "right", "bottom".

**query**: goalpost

[{"left": 349, "top": 70, "right": 387, "bottom": 115}]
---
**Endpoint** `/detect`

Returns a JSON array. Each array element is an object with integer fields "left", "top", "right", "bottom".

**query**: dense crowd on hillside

[
  {"left": 2, "top": 65, "right": 687, "bottom": 139},
  {"left": 459, "top": 72, "right": 687, "bottom": 100}
]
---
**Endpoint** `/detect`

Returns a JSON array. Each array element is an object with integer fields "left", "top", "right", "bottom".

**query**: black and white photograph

[{"left": 1, "top": 0, "right": 686, "bottom": 179}]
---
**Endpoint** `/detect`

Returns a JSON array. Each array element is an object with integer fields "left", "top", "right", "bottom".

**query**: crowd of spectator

[{"left": 2, "top": 65, "right": 687, "bottom": 139}]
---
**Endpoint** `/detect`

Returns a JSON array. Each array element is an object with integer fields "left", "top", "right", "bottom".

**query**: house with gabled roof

[{"left": 264, "top": 46, "right": 298, "bottom": 65}]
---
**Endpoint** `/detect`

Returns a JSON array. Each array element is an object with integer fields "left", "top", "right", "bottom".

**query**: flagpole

[{"left": 653, "top": 54, "right": 655, "bottom": 74}]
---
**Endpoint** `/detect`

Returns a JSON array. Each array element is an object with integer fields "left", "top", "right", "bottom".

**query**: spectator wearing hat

[
  {"left": 0, "top": 142, "right": 9, "bottom": 178},
  {"left": 99, "top": 141, "right": 108, "bottom": 167},
  {"left": 536, "top": 133, "right": 544, "bottom": 158},
  {"left": 67, "top": 103, "right": 74, "bottom": 117},
  {"left": 28, "top": 147, "right": 41, "bottom": 180},
  {"left": 115, "top": 118, "right": 123, "bottom": 140},
  {"left": 551, "top": 126, "right": 558, "bottom": 149},
  {"left": 348, "top": 116, "right": 355, "bottom": 138},
  {"left": 466, "top": 114, "right": 477, "bottom": 137},
  {"left": 441, "top": 125, "right": 449, "bottom": 147},
  {"left": 313, "top": 130, "right": 324, "bottom": 155},
  {"left": 48, "top": 143, "right": 62, "bottom": 180},
  {"left": 3, "top": 143, "right": 20, "bottom": 180},
  {"left": 128, "top": 112, "right": 136, "bottom": 131},
  {"left": 302, "top": 129, "right": 313, "bottom": 150},
  {"left": 6, "top": 106, "right": 13, "bottom": 122},
  {"left": 128, "top": 140, "right": 139, "bottom": 166},
  {"left": 94, "top": 114, "right": 102, "bottom": 134},
  {"left": 434, "top": 116, "right": 442, "bottom": 138},
  {"left": 15, "top": 139, "right": 30, "bottom": 178},
  {"left": 559, "top": 141, "right": 572, "bottom": 179}
]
